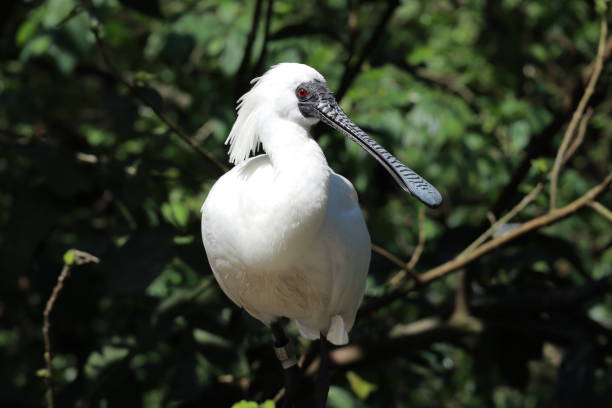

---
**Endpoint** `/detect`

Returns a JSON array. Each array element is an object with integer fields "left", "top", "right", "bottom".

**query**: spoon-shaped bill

[{"left": 314, "top": 100, "right": 442, "bottom": 208}]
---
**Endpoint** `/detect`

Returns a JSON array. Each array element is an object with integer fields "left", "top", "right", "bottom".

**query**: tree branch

[
  {"left": 90, "top": 24, "right": 228, "bottom": 173},
  {"left": 361, "top": 173, "right": 612, "bottom": 316},
  {"left": 562, "top": 107, "right": 592, "bottom": 166},
  {"left": 235, "top": 0, "right": 264, "bottom": 96},
  {"left": 335, "top": 0, "right": 399, "bottom": 101},
  {"left": 254, "top": 0, "right": 274, "bottom": 75},
  {"left": 407, "top": 207, "right": 427, "bottom": 270},
  {"left": 460, "top": 183, "right": 543, "bottom": 256},
  {"left": 550, "top": 17, "right": 608, "bottom": 209},
  {"left": 388, "top": 207, "right": 426, "bottom": 287},
  {"left": 589, "top": 201, "right": 612, "bottom": 223},
  {"left": 420, "top": 173, "right": 611, "bottom": 283},
  {"left": 42, "top": 250, "right": 99, "bottom": 408}
]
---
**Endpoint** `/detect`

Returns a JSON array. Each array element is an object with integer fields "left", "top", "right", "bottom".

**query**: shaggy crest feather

[
  {"left": 225, "top": 76, "right": 264, "bottom": 164},
  {"left": 225, "top": 63, "right": 324, "bottom": 165}
]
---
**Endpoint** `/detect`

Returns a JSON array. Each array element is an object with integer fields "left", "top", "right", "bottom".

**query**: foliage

[{"left": 0, "top": 0, "right": 611, "bottom": 407}]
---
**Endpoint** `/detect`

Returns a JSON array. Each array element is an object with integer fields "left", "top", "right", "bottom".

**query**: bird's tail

[{"left": 326, "top": 315, "right": 349, "bottom": 345}]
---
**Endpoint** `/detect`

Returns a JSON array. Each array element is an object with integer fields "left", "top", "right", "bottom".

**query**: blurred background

[{"left": 1, "top": 0, "right": 611, "bottom": 407}]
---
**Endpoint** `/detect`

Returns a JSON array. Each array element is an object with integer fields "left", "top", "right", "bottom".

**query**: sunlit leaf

[{"left": 346, "top": 371, "right": 378, "bottom": 400}]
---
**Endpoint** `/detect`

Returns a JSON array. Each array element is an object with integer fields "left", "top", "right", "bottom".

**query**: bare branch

[
  {"left": 550, "top": 17, "right": 608, "bottom": 210},
  {"left": 361, "top": 173, "right": 612, "bottom": 316},
  {"left": 449, "top": 269, "right": 484, "bottom": 332},
  {"left": 235, "top": 0, "right": 264, "bottom": 90},
  {"left": 562, "top": 108, "right": 593, "bottom": 166},
  {"left": 254, "top": 0, "right": 274, "bottom": 74},
  {"left": 460, "top": 183, "right": 543, "bottom": 256},
  {"left": 42, "top": 250, "right": 100, "bottom": 408},
  {"left": 372, "top": 243, "right": 406, "bottom": 269},
  {"left": 589, "top": 201, "right": 612, "bottom": 223},
  {"left": 420, "top": 173, "right": 611, "bottom": 284},
  {"left": 90, "top": 25, "right": 228, "bottom": 173},
  {"left": 336, "top": 0, "right": 399, "bottom": 101},
  {"left": 584, "top": 37, "right": 612, "bottom": 78},
  {"left": 372, "top": 244, "right": 421, "bottom": 284},
  {"left": 407, "top": 207, "right": 426, "bottom": 270},
  {"left": 388, "top": 207, "right": 426, "bottom": 287}
]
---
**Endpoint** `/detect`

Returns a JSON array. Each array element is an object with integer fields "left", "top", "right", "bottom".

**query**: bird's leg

[
  {"left": 315, "top": 335, "right": 330, "bottom": 408},
  {"left": 270, "top": 321, "right": 299, "bottom": 408}
]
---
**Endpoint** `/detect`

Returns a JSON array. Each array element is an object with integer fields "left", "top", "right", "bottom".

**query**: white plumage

[
  {"left": 201, "top": 62, "right": 442, "bottom": 347},
  {"left": 201, "top": 63, "right": 370, "bottom": 345}
]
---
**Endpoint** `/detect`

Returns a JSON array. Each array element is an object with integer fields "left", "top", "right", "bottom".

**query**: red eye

[{"left": 296, "top": 88, "right": 309, "bottom": 99}]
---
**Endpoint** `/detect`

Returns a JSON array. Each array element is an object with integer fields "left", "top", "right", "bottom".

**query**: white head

[
  {"left": 225, "top": 63, "right": 325, "bottom": 165},
  {"left": 225, "top": 63, "right": 443, "bottom": 208}
]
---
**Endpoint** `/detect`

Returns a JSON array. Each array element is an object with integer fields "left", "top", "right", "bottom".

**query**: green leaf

[
  {"left": 19, "top": 35, "right": 52, "bottom": 61},
  {"left": 328, "top": 386, "right": 367, "bottom": 408},
  {"left": 595, "top": 0, "right": 608, "bottom": 14},
  {"left": 36, "top": 368, "right": 50, "bottom": 378},
  {"left": 230, "top": 400, "right": 275, "bottom": 408},
  {"left": 346, "top": 371, "right": 378, "bottom": 400},
  {"left": 133, "top": 71, "right": 158, "bottom": 84},
  {"left": 63, "top": 249, "right": 75, "bottom": 265},
  {"left": 16, "top": 11, "right": 43, "bottom": 46},
  {"left": 531, "top": 158, "right": 550, "bottom": 174},
  {"left": 192, "top": 328, "right": 231, "bottom": 348},
  {"left": 230, "top": 402, "right": 259, "bottom": 408},
  {"left": 42, "top": 0, "right": 76, "bottom": 28}
]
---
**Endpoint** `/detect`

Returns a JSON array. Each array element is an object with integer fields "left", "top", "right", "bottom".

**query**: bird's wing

[
  {"left": 293, "top": 172, "right": 370, "bottom": 342},
  {"left": 330, "top": 170, "right": 359, "bottom": 205}
]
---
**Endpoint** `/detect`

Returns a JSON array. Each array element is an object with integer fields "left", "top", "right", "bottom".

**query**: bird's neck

[
  {"left": 260, "top": 117, "right": 329, "bottom": 181},
  {"left": 256, "top": 117, "right": 331, "bottom": 256}
]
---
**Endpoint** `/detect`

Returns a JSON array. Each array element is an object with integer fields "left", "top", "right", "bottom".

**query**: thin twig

[
  {"left": 407, "top": 207, "right": 426, "bottom": 270},
  {"left": 486, "top": 212, "right": 497, "bottom": 226},
  {"left": 273, "top": 387, "right": 285, "bottom": 404},
  {"left": 549, "top": 17, "right": 608, "bottom": 210},
  {"left": 562, "top": 108, "right": 593, "bottom": 166},
  {"left": 387, "top": 208, "right": 426, "bottom": 286},
  {"left": 373, "top": 244, "right": 421, "bottom": 284},
  {"left": 460, "top": 183, "right": 543, "bottom": 257},
  {"left": 448, "top": 269, "right": 483, "bottom": 333},
  {"left": 452, "top": 270, "right": 469, "bottom": 317},
  {"left": 361, "top": 173, "right": 612, "bottom": 315},
  {"left": 584, "top": 37, "right": 612, "bottom": 78},
  {"left": 589, "top": 201, "right": 612, "bottom": 223},
  {"left": 372, "top": 243, "right": 407, "bottom": 270},
  {"left": 235, "top": 0, "right": 264, "bottom": 95},
  {"left": 42, "top": 250, "right": 100, "bottom": 408},
  {"left": 90, "top": 25, "right": 228, "bottom": 173},
  {"left": 336, "top": 0, "right": 399, "bottom": 101},
  {"left": 254, "top": 0, "right": 274, "bottom": 74},
  {"left": 420, "top": 173, "right": 611, "bottom": 283}
]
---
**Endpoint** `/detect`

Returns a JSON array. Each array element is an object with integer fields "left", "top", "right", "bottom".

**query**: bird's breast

[{"left": 202, "top": 154, "right": 331, "bottom": 270}]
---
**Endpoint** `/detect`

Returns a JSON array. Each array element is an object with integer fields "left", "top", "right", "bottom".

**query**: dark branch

[
  {"left": 235, "top": 0, "right": 264, "bottom": 99},
  {"left": 335, "top": 0, "right": 400, "bottom": 101},
  {"left": 254, "top": 0, "right": 274, "bottom": 75}
]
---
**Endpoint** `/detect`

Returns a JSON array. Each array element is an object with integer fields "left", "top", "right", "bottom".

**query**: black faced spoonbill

[{"left": 201, "top": 63, "right": 441, "bottom": 406}]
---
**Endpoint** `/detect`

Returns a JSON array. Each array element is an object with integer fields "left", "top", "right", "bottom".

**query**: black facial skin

[
  {"left": 295, "top": 80, "right": 443, "bottom": 208},
  {"left": 296, "top": 80, "right": 329, "bottom": 118}
]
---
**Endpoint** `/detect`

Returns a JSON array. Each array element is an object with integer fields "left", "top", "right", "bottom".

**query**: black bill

[{"left": 312, "top": 94, "right": 442, "bottom": 208}]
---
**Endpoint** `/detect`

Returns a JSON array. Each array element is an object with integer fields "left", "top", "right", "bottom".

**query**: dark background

[{"left": 1, "top": 0, "right": 611, "bottom": 407}]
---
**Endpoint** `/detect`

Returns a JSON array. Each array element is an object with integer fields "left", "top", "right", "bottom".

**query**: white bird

[{"left": 200, "top": 63, "right": 441, "bottom": 403}]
